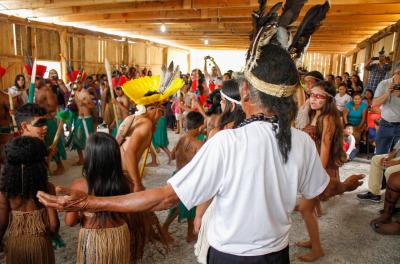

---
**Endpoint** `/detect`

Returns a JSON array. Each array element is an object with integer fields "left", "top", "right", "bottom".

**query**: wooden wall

[
  {"left": 345, "top": 21, "right": 400, "bottom": 85},
  {"left": 0, "top": 14, "right": 188, "bottom": 89},
  {"left": 300, "top": 52, "right": 345, "bottom": 78}
]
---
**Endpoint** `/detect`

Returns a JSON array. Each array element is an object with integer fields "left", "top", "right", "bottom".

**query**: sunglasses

[
  {"left": 31, "top": 118, "right": 48, "bottom": 127},
  {"left": 310, "top": 93, "right": 328, "bottom": 100}
]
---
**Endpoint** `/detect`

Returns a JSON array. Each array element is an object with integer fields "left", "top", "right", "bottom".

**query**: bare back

[
  {"left": 35, "top": 87, "right": 57, "bottom": 116},
  {"left": 174, "top": 134, "right": 203, "bottom": 171}
]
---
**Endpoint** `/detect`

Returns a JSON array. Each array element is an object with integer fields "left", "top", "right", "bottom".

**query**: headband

[{"left": 220, "top": 90, "right": 241, "bottom": 105}]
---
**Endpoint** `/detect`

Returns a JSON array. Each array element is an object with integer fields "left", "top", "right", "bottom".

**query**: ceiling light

[
  {"left": 204, "top": 39, "right": 209, "bottom": 45},
  {"left": 160, "top": 24, "right": 166, "bottom": 33}
]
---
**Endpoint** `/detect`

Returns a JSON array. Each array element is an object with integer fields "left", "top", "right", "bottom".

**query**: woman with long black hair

[
  {"left": 65, "top": 132, "right": 132, "bottom": 264},
  {"left": 0, "top": 136, "right": 59, "bottom": 264}
]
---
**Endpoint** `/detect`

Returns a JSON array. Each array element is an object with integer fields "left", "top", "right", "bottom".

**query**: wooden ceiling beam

[
  {"left": 54, "top": 6, "right": 400, "bottom": 23},
  {"left": 24, "top": 3, "right": 400, "bottom": 19},
  {"left": 2, "top": 0, "right": 399, "bottom": 11}
]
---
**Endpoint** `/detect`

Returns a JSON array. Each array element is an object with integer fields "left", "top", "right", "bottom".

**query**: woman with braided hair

[{"left": 0, "top": 136, "right": 59, "bottom": 264}]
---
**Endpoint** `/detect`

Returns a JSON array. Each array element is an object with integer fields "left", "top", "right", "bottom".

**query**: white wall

[{"left": 189, "top": 49, "right": 246, "bottom": 74}]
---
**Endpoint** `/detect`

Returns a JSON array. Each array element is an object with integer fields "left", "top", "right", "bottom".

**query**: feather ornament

[{"left": 289, "top": 1, "right": 330, "bottom": 59}]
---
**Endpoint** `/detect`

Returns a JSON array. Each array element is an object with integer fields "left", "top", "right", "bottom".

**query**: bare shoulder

[
  {"left": 134, "top": 116, "right": 153, "bottom": 132},
  {"left": 322, "top": 115, "right": 336, "bottom": 128}
]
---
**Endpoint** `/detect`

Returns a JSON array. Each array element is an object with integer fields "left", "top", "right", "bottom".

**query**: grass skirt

[
  {"left": 5, "top": 209, "right": 55, "bottom": 264},
  {"left": 45, "top": 118, "right": 67, "bottom": 162},
  {"left": 77, "top": 223, "right": 130, "bottom": 264},
  {"left": 152, "top": 116, "right": 169, "bottom": 148}
]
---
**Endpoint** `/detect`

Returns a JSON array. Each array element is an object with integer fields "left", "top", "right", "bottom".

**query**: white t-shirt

[
  {"left": 346, "top": 134, "right": 356, "bottom": 156},
  {"left": 168, "top": 122, "right": 329, "bottom": 256},
  {"left": 374, "top": 78, "right": 400, "bottom": 122},
  {"left": 335, "top": 93, "right": 352, "bottom": 112}
]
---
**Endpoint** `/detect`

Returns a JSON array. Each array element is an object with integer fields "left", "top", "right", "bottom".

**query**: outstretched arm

[
  {"left": 204, "top": 60, "right": 210, "bottom": 80},
  {"left": 212, "top": 59, "right": 223, "bottom": 77},
  {"left": 37, "top": 184, "right": 179, "bottom": 213}
]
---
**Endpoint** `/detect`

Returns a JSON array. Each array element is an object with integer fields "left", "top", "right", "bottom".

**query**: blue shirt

[{"left": 346, "top": 101, "right": 368, "bottom": 126}]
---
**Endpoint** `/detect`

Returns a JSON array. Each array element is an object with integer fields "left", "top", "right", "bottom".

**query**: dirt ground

[{"left": 2, "top": 130, "right": 399, "bottom": 263}]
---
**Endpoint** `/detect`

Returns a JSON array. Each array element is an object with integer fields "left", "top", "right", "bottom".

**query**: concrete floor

[{"left": 2, "top": 130, "right": 399, "bottom": 263}]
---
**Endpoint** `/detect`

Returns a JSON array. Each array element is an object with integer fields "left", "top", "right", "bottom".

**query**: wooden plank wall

[{"left": 0, "top": 16, "right": 187, "bottom": 89}]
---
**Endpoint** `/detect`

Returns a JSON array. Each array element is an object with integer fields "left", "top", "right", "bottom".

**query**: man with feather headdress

[{"left": 38, "top": 1, "right": 363, "bottom": 263}]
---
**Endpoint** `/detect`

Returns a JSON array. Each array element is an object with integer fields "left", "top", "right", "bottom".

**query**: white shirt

[
  {"left": 335, "top": 93, "right": 352, "bottom": 112},
  {"left": 374, "top": 78, "right": 400, "bottom": 122},
  {"left": 346, "top": 134, "right": 356, "bottom": 156},
  {"left": 168, "top": 122, "right": 329, "bottom": 256}
]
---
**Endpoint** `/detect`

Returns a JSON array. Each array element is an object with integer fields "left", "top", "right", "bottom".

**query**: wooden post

[
  {"left": 328, "top": 53, "right": 334, "bottom": 75},
  {"left": 162, "top": 47, "right": 168, "bottom": 66},
  {"left": 59, "top": 30, "right": 68, "bottom": 83},
  {"left": 187, "top": 52, "right": 191, "bottom": 73},
  {"left": 392, "top": 31, "right": 400, "bottom": 67},
  {"left": 363, "top": 42, "right": 372, "bottom": 85},
  {"left": 31, "top": 27, "right": 37, "bottom": 58}
]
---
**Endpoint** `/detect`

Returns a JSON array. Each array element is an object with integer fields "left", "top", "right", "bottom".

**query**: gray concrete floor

[{"left": 2, "top": 130, "right": 399, "bottom": 263}]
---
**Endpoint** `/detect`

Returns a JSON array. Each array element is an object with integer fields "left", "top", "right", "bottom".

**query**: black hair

[
  {"left": 15, "top": 103, "right": 47, "bottom": 128},
  {"left": 338, "top": 82, "right": 347, "bottom": 89},
  {"left": 219, "top": 79, "right": 246, "bottom": 129},
  {"left": 186, "top": 111, "right": 204, "bottom": 130},
  {"left": 364, "top": 89, "right": 374, "bottom": 99},
  {"left": 351, "top": 74, "right": 364, "bottom": 88},
  {"left": 305, "top": 71, "right": 324, "bottom": 81},
  {"left": 83, "top": 132, "right": 132, "bottom": 223},
  {"left": 223, "top": 72, "right": 232, "bottom": 79},
  {"left": 206, "top": 90, "right": 222, "bottom": 115},
  {"left": 310, "top": 81, "right": 346, "bottom": 166},
  {"left": 247, "top": 44, "right": 299, "bottom": 163},
  {"left": 335, "top": 76, "right": 343, "bottom": 81},
  {"left": 14, "top": 74, "right": 26, "bottom": 90},
  {"left": 1, "top": 136, "right": 48, "bottom": 207},
  {"left": 328, "top": 74, "right": 335, "bottom": 79},
  {"left": 344, "top": 123, "right": 353, "bottom": 129}
]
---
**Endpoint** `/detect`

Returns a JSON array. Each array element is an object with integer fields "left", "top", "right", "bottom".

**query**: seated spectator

[
  {"left": 364, "top": 89, "right": 381, "bottom": 143},
  {"left": 357, "top": 139, "right": 400, "bottom": 202},
  {"left": 348, "top": 74, "right": 363, "bottom": 96},
  {"left": 326, "top": 74, "right": 335, "bottom": 87},
  {"left": 344, "top": 124, "right": 358, "bottom": 161},
  {"left": 343, "top": 94, "right": 368, "bottom": 142},
  {"left": 334, "top": 76, "right": 343, "bottom": 89},
  {"left": 370, "top": 171, "right": 400, "bottom": 235},
  {"left": 335, "top": 83, "right": 352, "bottom": 115}
]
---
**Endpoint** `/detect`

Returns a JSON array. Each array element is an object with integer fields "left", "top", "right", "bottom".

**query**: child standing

[
  {"left": 65, "top": 133, "right": 132, "bottom": 264},
  {"left": 344, "top": 124, "right": 358, "bottom": 161},
  {"left": 162, "top": 111, "right": 205, "bottom": 243},
  {"left": 0, "top": 136, "right": 59, "bottom": 264}
]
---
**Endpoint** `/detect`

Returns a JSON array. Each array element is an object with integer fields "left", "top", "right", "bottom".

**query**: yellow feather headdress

[{"left": 122, "top": 61, "right": 185, "bottom": 106}]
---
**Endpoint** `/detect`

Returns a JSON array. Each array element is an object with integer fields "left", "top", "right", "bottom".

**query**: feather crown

[
  {"left": 245, "top": 0, "right": 330, "bottom": 98},
  {"left": 122, "top": 61, "right": 184, "bottom": 106}
]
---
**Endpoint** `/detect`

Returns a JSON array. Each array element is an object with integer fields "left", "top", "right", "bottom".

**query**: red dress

[{"left": 303, "top": 125, "right": 340, "bottom": 190}]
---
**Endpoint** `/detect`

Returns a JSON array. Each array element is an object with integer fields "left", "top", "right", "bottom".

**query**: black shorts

[{"left": 207, "top": 246, "right": 290, "bottom": 264}]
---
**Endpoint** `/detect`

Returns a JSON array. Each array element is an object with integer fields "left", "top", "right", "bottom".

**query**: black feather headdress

[{"left": 244, "top": 0, "right": 330, "bottom": 98}]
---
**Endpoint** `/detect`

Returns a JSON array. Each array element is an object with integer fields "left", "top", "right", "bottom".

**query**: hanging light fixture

[{"left": 160, "top": 24, "right": 166, "bottom": 33}]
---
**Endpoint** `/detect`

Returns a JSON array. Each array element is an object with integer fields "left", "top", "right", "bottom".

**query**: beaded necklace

[{"left": 237, "top": 113, "right": 279, "bottom": 133}]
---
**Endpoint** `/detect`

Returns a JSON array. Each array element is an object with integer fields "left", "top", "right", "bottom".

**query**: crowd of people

[{"left": 0, "top": 1, "right": 399, "bottom": 264}]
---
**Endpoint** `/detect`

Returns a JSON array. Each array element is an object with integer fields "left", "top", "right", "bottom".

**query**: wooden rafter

[{"left": 0, "top": 0, "right": 399, "bottom": 53}]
